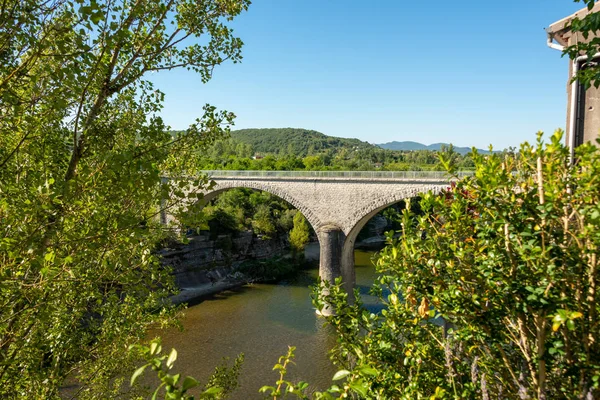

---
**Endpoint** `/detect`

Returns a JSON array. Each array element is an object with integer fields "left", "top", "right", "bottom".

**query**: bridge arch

[
  {"left": 200, "top": 180, "right": 323, "bottom": 233},
  {"left": 340, "top": 185, "right": 447, "bottom": 296}
]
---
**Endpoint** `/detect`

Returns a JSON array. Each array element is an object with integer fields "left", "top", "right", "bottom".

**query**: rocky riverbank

[
  {"left": 160, "top": 230, "right": 287, "bottom": 289},
  {"left": 163, "top": 214, "right": 393, "bottom": 304},
  {"left": 168, "top": 242, "right": 321, "bottom": 305}
]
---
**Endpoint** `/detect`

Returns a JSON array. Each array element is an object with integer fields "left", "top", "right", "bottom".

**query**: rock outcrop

[{"left": 160, "top": 231, "right": 287, "bottom": 288}]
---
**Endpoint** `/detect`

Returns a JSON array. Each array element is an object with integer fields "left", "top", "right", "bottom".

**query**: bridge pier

[{"left": 317, "top": 225, "right": 345, "bottom": 316}]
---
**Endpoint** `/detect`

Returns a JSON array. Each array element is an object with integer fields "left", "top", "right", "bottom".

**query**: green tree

[
  {"left": 302, "top": 155, "right": 324, "bottom": 170},
  {"left": 277, "top": 209, "right": 297, "bottom": 232},
  {"left": 0, "top": 0, "right": 249, "bottom": 397},
  {"left": 251, "top": 204, "right": 276, "bottom": 238},
  {"left": 289, "top": 212, "right": 309, "bottom": 256}
]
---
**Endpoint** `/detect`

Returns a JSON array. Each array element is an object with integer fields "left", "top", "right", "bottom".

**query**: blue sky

[{"left": 150, "top": 0, "right": 585, "bottom": 150}]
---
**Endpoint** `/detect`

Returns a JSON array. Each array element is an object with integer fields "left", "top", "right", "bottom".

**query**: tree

[
  {"left": 0, "top": 0, "right": 249, "bottom": 397},
  {"left": 252, "top": 204, "right": 276, "bottom": 238},
  {"left": 302, "top": 155, "right": 324, "bottom": 170},
  {"left": 289, "top": 212, "right": 309, "bottom": 257}
]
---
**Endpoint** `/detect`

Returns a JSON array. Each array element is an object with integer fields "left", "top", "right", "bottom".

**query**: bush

[{"left": 313, "top": 131, "right": 600, "bottom": 399}]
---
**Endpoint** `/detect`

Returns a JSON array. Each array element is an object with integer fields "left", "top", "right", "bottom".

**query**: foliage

[
  {"left": 130, "top": 338, "right": 243, "bottom": 400},
  {"left": 259, "top": 346, "right": 366, "bottom": 400},
  {"left": 251, "top": 204, "right": 277, "bottom": 238},
  {"left": 0, "top": 0, "right": 248, "bottom": 397},
  {"left": 200, "top": 188, "right": 299, "bottom": 240},
  {"left": 289, "top": 212, "right": 310, "bottom": 256},
  {"left": 310, "top": 130, "right": 600, "bottom": 399},
  {"left": 564, "top": 0, "right": 600, "bottom": 87},
  {"left": 194, "top": 130, "right": 477, "bottom": 172},
  {"left": 231, "top": 128, "right": 372, "bottom": 157},
  {"left": 278, "top": 209, "right": 298, "bottom": 233},
  {"left": 205, "top": 207, "right": 244, "bottom": 235}
]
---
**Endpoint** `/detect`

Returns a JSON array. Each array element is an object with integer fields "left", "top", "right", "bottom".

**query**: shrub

[{"left": 314, "top": 131, "right": 600, "bottom": 399}]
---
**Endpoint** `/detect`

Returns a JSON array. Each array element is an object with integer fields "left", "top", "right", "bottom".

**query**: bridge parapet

[{"left": 202, "top": 170, "right": 472, "bottom": 181}]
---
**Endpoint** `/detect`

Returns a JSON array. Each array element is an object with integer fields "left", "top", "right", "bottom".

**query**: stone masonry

[{"left": 164, "top": 173, "right": 450, "bottom": 312}]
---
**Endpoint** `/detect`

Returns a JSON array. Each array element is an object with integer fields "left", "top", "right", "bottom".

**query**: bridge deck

[{"left": 202, "top": 170, "right": 472, "bottom": 181}]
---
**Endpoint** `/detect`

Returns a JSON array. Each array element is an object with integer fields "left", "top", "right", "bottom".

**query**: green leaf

[
  {"left": 332, "top": 369, "right": 351, "bottom": 381},
  {"left": 151, "top": 383, "right": 165, "bottom": 400},
  {"left": 91, "top": 11, "right": 103, "bottom": 24},
  {"left": 166, "top": 348, "right": 177, "bottom": 369},
  {"left": 358, "top": 366, "right": 379, "bottom": 377},
  {"left": 182, "top": 376, "right": 199, "bottom": 391},
  {"left": 202, "top": 386, "right": 223, "bottom": 395},
  {"left": 349, "top": 380, "right": 369, "bottom": 397},
  {"left": 130, "top": 364, "right": 149, "bottom": 386},
  {"left": 150, "top": 341, "right": 162, "bottom": 356}
]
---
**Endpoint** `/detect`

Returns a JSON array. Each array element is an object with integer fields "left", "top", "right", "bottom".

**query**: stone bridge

[{"left": 165, "top": 170, "right": 463, "bottom": 305}]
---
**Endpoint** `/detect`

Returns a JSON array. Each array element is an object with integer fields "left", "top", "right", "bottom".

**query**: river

[{"left": 156, "top": 246, "right": 381, "bottom": 399}]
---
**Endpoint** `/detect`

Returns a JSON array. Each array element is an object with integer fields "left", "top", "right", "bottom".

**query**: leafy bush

[
  {"left": 252, "top": 204, "right": 278, "bottom": 239},
  {"left": 311, "top": 131, "right": 600, "bottom": 399}
]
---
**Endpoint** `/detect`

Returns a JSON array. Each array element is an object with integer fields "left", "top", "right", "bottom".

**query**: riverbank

[
  {"left": 166, "top": 212, "right": 392, "bottom": 306},
  {"left": 169, "top": 242, "right": 322, "bottom": 305},
  {"left": 170, "top": 278, "right": 247, "bottom": 305}
]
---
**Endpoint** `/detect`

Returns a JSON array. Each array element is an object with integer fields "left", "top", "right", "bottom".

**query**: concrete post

[{"left": 317, "top": 225, "right": 344, "bottom": 315}]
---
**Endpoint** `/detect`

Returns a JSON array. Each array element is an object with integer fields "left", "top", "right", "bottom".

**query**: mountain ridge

[{"left": 377, "top": 140, "right": 494, "bottom": 155}]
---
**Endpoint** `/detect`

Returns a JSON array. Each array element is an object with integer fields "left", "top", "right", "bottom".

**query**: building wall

[{"left": 561, "top": 31, "right": 600, "bottom": 148}]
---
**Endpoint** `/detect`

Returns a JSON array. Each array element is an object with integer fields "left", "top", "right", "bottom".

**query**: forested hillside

[
  {"left": 231, "top": 128, "right": 373, "bottom": 156},
  {"left": 196, "top": 128, "right": 477, "bottom": 171}
]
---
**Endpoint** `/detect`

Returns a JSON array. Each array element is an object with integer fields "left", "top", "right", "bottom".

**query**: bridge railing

[{"left": 201, "top": 170, "right": 474, "bottom": 180}]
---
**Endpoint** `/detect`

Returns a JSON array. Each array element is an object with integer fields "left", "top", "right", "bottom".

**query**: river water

[{"left": 156, "top": 247, "right": 380, "bottom": 399}]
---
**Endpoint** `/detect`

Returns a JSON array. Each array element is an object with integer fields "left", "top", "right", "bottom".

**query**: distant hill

[
  {"left": 230, "top": 128, "right": 492, "bottom": 156},
  {"left": 377, "top": 141, "right": 492, "bottom": 155},
  {"left": 231, "top": 128, "right": 374, "bottom": 156}
]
